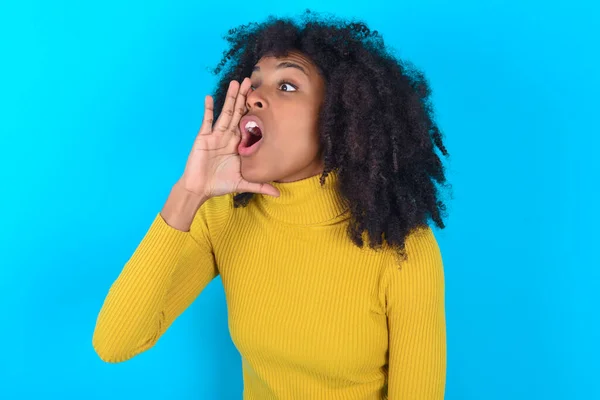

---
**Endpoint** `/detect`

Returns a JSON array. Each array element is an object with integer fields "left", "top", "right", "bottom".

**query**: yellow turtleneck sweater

[{"left": 92, "top": 171, "right": 446, "bottom": 399}]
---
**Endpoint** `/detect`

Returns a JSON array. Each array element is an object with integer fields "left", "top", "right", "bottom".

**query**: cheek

[
  {"left": 270, "top": 103, "right": 321, "bottom": 156},
  {"left": 280, "top": 120, "right": 320, "bottom": 153}
]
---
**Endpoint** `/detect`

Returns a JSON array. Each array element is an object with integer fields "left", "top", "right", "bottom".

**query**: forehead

[{"left": 252, "top": 51, "right": 316, "bottom": 74}]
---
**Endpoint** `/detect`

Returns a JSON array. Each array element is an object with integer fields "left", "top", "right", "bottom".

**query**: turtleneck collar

[{"left": 255, "top": 170, "right": 350, "bottom": 226}]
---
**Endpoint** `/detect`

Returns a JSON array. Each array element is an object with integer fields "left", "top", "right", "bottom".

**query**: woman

[{"left": 93, "top": 10, "right": 451, "bottom": 399}]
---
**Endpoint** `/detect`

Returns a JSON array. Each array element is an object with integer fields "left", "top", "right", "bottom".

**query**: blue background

[{"left": 0, "top": 0, "right": 597, "bottom": 399}]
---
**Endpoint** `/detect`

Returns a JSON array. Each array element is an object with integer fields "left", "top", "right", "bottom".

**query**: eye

[
  {"left": 248, "top": 80, "right": 298, "bottom": 92},
  {"left": 278, "top": 80, "right": 297, "bottom": 92}
]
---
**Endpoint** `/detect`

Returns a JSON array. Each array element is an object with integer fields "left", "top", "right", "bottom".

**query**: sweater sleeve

[
  {"left": 92, "top": 194, "right": 232, "bottom": 363},
  {"left": 383, "top": 227, "right": 447, "bottom": 399}
]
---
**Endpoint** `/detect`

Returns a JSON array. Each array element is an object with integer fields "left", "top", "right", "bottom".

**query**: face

[{"left": 239, "top": 51, "right": 326, "bottom": 183}]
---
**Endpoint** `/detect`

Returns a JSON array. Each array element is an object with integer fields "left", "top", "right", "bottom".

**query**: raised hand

[{"left": 178, "top": 78, "right": 280, "bottom": 199}]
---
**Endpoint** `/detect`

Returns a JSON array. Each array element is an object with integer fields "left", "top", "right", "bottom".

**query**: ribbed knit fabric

[{"left": 92, "top": 171, "right": 447, "bottom": 399}]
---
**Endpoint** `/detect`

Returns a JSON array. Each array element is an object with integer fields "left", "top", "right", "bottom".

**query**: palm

[{"left": 199, "top": 145, "right": 244, "bottom": 198}]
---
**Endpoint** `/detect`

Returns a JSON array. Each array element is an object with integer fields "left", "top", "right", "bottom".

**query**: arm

[
  {"left": 92, "top": 184, "right": 228, "bottom": 363},
  {"left": 384, "top": 227, "right": 447, "bottom": 399}
]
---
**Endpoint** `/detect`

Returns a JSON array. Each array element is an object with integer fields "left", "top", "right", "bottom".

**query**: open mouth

[
  {"left": 245, "top": 123, "right": 263, "bottom": 147},
  {"left": 238, "top": 118, "right": 265, "bottom": 156},
  {"left": 242, "top": 119, "right": 264, "bottom": 148}
]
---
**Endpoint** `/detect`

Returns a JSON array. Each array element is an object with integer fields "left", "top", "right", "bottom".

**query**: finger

[
  {"left": 198, "top": 95, "right": 214, "bottom": 136},
  {"left": 228, "top": 77, "right": 251, "bottom": 136},
  {"left": 214, "top": 80, "right": 239, "bottom": 134},
  {"left": 237, "top": 179, "right": 280, "bottom": 197}
]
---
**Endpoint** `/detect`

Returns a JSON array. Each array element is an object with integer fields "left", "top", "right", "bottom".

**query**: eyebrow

[{"left": 252, "top": 61, "right": 309, "bottom": 77}]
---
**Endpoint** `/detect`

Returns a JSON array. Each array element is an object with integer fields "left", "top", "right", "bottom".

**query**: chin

[{"left": 240, "top": 163, "right": 276, "bottom": 184}]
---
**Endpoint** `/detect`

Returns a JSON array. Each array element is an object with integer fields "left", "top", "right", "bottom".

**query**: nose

[{"left": 246, "top": 87, "right": 265, "bottom": 110}]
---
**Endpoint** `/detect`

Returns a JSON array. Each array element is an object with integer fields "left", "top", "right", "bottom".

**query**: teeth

[
  {"left": 245, "top": 120, "right": 262, "bottom": 136},
  {"left": 245, "top": 121, "right": 258, "bottom": 129}
]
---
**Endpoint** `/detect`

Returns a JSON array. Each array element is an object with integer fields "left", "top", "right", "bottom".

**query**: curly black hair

[{"left": 209, "top": 10, "right": 452, "bottom": 263}]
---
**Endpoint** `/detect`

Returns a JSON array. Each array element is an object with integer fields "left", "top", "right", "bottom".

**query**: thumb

[{"left": 237, "top": 179, "right": 280, "bottom": 197}]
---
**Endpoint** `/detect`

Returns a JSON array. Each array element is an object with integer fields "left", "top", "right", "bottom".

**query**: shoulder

[
  {"left": 385, "top": 225, "right": 443, "bottom": 270},
  {"left": 381, "top": 225, "right": 445, "bottom": 302},
  {"left": 189, "top": 193, "right": 235, "bottom": 244}
]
